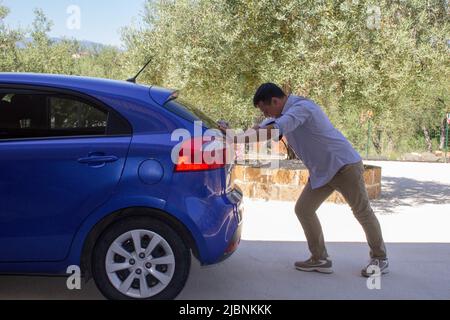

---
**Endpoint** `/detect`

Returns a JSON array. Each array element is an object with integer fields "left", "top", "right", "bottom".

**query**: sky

[{"left": 2, "top": 0, "right": 147, "bottom": 47}]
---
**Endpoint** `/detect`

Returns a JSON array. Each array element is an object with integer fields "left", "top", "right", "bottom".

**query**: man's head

[{"left": 253, "top": 83, "right": 288, "bottom": 118}]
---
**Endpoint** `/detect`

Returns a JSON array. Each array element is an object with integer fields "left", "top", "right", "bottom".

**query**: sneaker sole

[{"left": 295, "top": 266, "right": 334, "bottom": 274}]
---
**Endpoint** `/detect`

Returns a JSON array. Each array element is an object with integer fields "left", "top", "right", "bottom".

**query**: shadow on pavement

[{"left": 372, "top": 177, "right": 450, "bottom": 214}]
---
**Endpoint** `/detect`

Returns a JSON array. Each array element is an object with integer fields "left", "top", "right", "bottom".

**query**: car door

[{"left": 0, "top": 87, "right": 132, "bottom": 262}]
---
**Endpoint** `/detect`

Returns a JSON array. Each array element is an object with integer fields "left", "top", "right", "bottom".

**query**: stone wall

[{"left": 231, "top": 164, "right": 382, "bottom": 203}]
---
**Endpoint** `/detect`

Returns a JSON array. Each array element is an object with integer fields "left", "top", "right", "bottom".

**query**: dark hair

[{"left": 253, "top": 83, "right": 286, "bottom": 107}]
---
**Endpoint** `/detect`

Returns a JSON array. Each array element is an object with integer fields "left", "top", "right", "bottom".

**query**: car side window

[
  {"left": 0, "top": 90, "right": 123, "bottom": 140},
  {"left": 49, "top": 96, "right": 107, "bottom": 130}
]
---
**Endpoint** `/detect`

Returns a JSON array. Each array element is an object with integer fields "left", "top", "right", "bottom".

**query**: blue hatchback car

[{"left": 0, "top": 73, "right": 243, "bottom": 300}]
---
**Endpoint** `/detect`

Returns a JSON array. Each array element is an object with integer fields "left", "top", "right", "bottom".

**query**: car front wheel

[{"left": 92, "top": 217, "right": 191, "bottom": 300}]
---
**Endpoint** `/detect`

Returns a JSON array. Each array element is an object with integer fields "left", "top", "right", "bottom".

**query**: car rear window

[{"left": 164, "top": 98, "right": 219, "bottom": 129}]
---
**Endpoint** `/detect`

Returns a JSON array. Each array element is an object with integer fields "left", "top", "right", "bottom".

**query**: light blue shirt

[{"left": 268, "top": 95, "right": 362, "bottom": 189}]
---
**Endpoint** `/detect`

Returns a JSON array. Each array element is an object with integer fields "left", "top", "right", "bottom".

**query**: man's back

[{"left": 273, "top": 95, "right": 362, "bottom": 189}]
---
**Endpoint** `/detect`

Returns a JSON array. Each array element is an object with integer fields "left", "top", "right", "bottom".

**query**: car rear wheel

[{"left": 92, "top": 217, "right": 191, "bottom": 300}]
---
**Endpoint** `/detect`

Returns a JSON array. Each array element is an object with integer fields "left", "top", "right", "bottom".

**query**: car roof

[{"left": 0, "top": 73, "right": 175, "bottom": 106}]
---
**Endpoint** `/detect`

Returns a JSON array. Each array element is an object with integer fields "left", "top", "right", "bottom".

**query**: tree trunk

[
  {"left": 371, "top": 129, "right": 383, "bottom": 155},
  {"left": 439, "top": 117, "right": 446, "bottom": 150},
  {"left": 287, "top": 144, "right": 297, "bottom": 160},
  {"left": 282, "top": 81, "right": 292, "bottom": 95},
  {"left": 422, "top": 126, "right": 433, "bottom": 153}
]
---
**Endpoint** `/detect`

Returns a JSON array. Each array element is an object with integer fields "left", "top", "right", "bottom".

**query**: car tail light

[{"left": 174, "top": 136, "right": 230, "bottom": 172}]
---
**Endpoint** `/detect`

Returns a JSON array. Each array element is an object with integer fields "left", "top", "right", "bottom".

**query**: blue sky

[{"left": 2, "top": 0, "right": 147, "bottom": 47}]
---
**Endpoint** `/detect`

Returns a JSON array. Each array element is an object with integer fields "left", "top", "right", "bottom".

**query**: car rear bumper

[
  {"left": 165, "top": 167, "right": 244, "bottom": 265},
  {"left": 217, "top": 210, "right": 243, "bottom": 263},
  {"left": 200, "top": 187, "right": 244, "bottom": 265}
]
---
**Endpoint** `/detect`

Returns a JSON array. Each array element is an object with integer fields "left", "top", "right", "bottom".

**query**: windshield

[{"left": 164, "top": 98, "right": 219, "bottom": 129}]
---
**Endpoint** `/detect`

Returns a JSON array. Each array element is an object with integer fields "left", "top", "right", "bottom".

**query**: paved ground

[{"left": 1, "top": 161, "right": 449, "bottom": 300}]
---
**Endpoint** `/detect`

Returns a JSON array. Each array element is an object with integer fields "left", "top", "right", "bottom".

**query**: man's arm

[{"left": 229, "top": 124, "right": 278, "bottom": 144}]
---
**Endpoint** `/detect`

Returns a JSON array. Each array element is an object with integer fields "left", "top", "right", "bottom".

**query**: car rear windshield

[{"left": 164, "top": 98, "right": 219, "bottom": 129}]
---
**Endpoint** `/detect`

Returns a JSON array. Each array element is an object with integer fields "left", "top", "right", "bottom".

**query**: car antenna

[{"left": 126, "top": 58, "right": 152, "bottom": 83}]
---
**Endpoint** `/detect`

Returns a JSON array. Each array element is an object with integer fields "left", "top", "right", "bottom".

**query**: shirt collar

[{"left": 281, "top": 95, "right": 295, "bottom": 115}]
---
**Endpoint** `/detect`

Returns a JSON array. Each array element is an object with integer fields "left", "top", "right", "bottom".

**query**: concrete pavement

[{"left": 0, "top": 161, "right": 449, "bottom": 300}]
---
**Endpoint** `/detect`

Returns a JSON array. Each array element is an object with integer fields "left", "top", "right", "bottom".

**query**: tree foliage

[
  {"left": 1, "top": 1, "right": 449, "bottom": 157},
  {"left": 123, "top": 0, "right": 450, "bottom": 156}
]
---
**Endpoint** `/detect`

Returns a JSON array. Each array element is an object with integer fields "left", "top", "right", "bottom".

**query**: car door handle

[{"left": 78, "top": 155, "right": 119, "bottom": 165}]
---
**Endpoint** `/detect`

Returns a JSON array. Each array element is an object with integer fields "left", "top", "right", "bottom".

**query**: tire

[{"left": 92, "top": 216, "right": 191, "bottom": 300}]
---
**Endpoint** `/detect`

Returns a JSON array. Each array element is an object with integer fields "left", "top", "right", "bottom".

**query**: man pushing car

[{"left": 219, "top": 83, "right": 388, "bottom": 277}]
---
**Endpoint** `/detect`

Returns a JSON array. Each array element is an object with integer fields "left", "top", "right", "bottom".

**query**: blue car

[{"left": 0, "top": 73, "right": 243, "bottom": 300}]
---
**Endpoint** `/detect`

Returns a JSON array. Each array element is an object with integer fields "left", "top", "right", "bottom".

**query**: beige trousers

[{"left": 295, "top": 161, "right": 387, "bottom": 260}]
